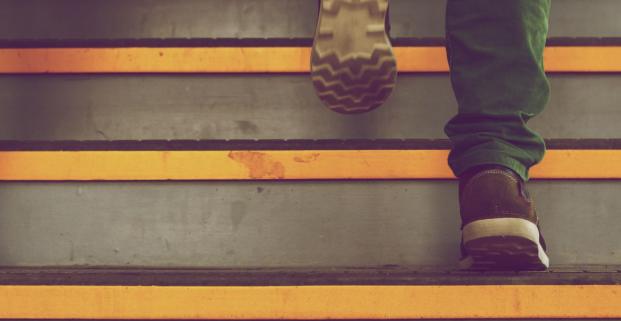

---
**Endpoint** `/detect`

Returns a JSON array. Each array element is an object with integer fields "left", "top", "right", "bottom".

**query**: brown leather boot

[{"left": 458, "top": 165, "right": 549, "bottom": 270}]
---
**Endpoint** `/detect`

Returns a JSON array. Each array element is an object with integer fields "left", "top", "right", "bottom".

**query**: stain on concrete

[
  {"left": 200, "top": 210, "right": 212, "bottom": 226},
  {"left": 235, "top": 120, "right": 260, "bottom": 134},
  {"left": 69, "top": 241, "right": 75, "bottom": 262},
  {"left": 228, "top": 151, "right": 285, "bottom": 179},
  {"left": 512, "top": 288, "right": 523, "bottom": 313},
  {"left": 161, "top": 150, "right": 171, "bottom": 165},
  {"left": 230, "top": 201, "right": 247, "bottom": 231},
  {"left": 257, "top": 186, "right": 264, "bottom": 193},
  {"left": 293, "top": 153, "right": 320, "bottom": 163}
]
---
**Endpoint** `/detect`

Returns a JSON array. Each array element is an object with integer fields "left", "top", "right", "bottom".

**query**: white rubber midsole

[
  {"left": 463, "top": 217, "right": 540, "bottom": 243},
  {"left": 462, "top": 217, "right": 549, "bottom": 268}
]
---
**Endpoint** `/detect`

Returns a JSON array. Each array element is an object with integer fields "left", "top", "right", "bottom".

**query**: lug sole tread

[
  {"left": 462, "top": 236, "right": 549, "bottom": 271},
  {"left": 312, "top": 0, "right": 396, "bottom": 114}
]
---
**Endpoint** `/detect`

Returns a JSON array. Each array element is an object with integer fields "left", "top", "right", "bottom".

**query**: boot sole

[
  {"left": 311, "top": 0, "right": 397, "bottom": 114},
  {"left": 460, "top": 218, "right": 550, "bottom": 271}
]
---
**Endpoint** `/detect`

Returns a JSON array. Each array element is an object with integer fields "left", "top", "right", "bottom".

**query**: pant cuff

[{"left": 449, "top": 152, "right": 530, "bottom": 181}]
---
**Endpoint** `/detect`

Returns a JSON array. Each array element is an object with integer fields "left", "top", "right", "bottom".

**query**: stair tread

[
  {"left": 3, "top": 37, "right": 621, "bottom": 48},
  {"left": 1, "top": 266, "right": 620, "bottom": 285},
  {"left": 2, "top": 139, "right": 621, "bottom": 150}
]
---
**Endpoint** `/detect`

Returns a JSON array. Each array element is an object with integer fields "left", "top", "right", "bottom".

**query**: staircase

[{"left": 0, "top": 0, "right": 620, "bottom": 319}]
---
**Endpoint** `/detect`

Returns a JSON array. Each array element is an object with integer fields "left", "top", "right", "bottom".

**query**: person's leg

[
  {"left": 445, "top": 0, "right": 551, "bottom": 181},
  {"left": 445, "top": 0, "right": 552, "bottom": 270}
]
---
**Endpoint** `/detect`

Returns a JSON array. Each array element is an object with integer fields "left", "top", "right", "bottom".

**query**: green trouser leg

[{"left": 444, "top": 0, "right": 551, "bottom": 181}]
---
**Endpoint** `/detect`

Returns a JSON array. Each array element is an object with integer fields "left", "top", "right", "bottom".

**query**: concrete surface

[
  {"left": 0, "top": 0, "right": 618, "bottom": 40},
  {"left": 0, "top": 180, "right": 618, "bottom": 267},
  {"left": 0, "top": 74, "right": 619, "bottom": 140}
]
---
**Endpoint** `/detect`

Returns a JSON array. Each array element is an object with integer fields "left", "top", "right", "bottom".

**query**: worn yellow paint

[
  {"left": 0, "top": 150, "right": 619, "bottom": 180},
  {"left": 544, "top": 46, "right": 621, "bottom": 72},
  {"left": 1, "top": 46, "right": 621, "bottom": 73},
  {"left": 1, "top": 285, "right": 620, "bottom": 319}
]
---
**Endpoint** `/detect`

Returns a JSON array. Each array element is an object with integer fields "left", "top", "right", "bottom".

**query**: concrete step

[
  {"left": 0, "top": 0, "right": 619, "bottom": 41},
  {"left": 0, "top": 74, "right": 619, "bottom": 140},
  {"left": 0, "top": 268, "right": 620, "bottom": 319},
  {"left": 1, "top": 1, "right": 619, "bottom": 318},
  {"left": 0, "top": 180, "right": 619, "bottom": 267},
  {"left": 3, "top": 266, "right": 621, "bottom": 285},
  {"left": 0, "top": 146, "right": 618, "bottom": 180},
  {"left": 3, "top": 47, "right": 616, "bottom": 73}
]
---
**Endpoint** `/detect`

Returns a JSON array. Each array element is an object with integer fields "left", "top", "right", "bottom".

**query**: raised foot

[{"left": 312, "top": 0, "right": 396, "bottom": 114}]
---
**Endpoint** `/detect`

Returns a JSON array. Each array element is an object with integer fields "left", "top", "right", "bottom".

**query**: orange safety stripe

[
  {"left": 0, "top": 150, "right": 619, "bottom": 180},
  {"left": 1, "top": 285, "right": 621, "bottom": 319},
  {"left": 1, "top": 46, "right": 621, "bottom": 73}
]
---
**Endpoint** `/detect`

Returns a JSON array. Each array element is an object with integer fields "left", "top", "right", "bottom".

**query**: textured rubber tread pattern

[
  {"left": 462, "top": 236, "right": 548, "bottom": 271},
  {"left": 312, "top": 0, "right": 397, "bottom": 114}
]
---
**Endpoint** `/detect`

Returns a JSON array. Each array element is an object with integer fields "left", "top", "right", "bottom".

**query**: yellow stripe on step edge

[
  {"left": 0, "top": 46, "right": 620, "bottom": 73},
  {"left": 0, "top": 150, "right": 619, "bottom": 180},
  {"left": 1, "top": 285, "right": 621, "bottom": 319}
]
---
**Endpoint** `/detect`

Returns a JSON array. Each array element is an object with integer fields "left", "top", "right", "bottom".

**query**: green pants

[{"left": 445, "top": 0, "right": 551, "bottom": 181}]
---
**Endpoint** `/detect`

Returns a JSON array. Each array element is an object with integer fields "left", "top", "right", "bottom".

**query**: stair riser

[
  {"left": 0, "top": 181, "right": 618, "bottom": 266},
  {"left": 0, "top": 74, "right": 618, "bottom": 140},
  {"left": 0, "top": 0, "right": 619, "bottom": 40}
]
